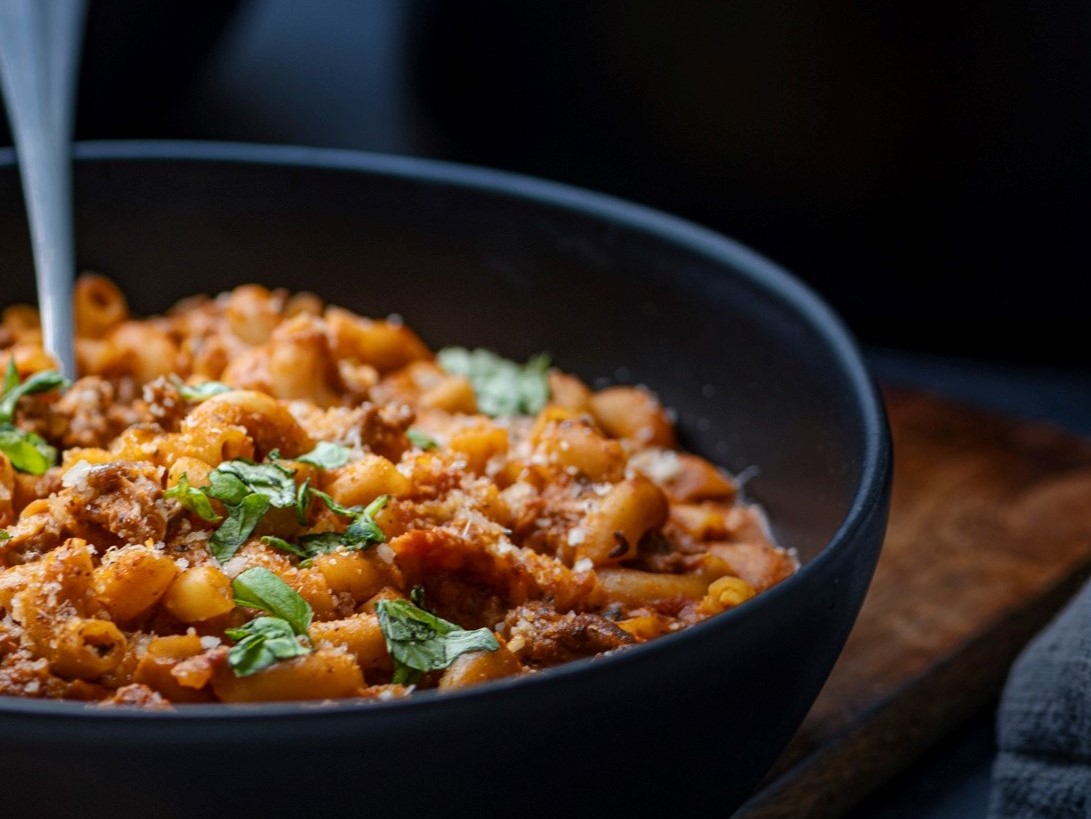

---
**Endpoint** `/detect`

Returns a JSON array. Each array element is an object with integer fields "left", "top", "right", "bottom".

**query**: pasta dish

[{"left": 0, "top": 275, "right": 795, "bottom": 706}]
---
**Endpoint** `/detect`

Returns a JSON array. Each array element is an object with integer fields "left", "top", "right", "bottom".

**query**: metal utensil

[{"left": 0, "top": 0, "right": 87, "bottom": 378}]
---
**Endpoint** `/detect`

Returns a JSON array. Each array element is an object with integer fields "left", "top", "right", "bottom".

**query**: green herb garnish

[
  {"left": 206, "top": 459, "right": 298, "bottom": 509},
  {"left": 292, "top": 534, "right": 344, "bottom": 564},
  {"left": 227, "top": 567, "right": 313, "bottom": 677},
  {"left": 308, "top": 487, "right": 356, "bottom": 518},
  {"left": 0, "top": 427, "right": 57, "bottom": 474},
  {"left": 261, "top": 494, "right": 390, "bottom": 562},
  {"left": 209, "top": 494, "right": 271, "bottom": 562},
  {"left": 176, "top": 455, "right": 388, "bottom": 564},
  {"left": 295, "top": 441, "right": 351, "bottom": 469},
  {"left": 436, "top": 347, "right": 550, "bottom": 417},
  {"left": 225, "top": 617, "right": 311, "bottom": 677},
  {"left": 1, "top": 361, "right": 19, "bottom": 396},
  {"left": 0, "top": 361, "right": 69, "bottom": 422},
  {"left": 375, "top": 598, "right": 499, "bottom": 685},
  {"left": 0, "top": 360, "right": 69, "bottom": 475},
  {"left": 200, "top": 459, "right": 302, "bottom": 561},
  {"left": 294, "top": 477, "right": 311, "bottom": 525},
  {"left": 311, "top": 491, "right": 389, "bottom": 548},
  {"left": 170, "top": 376, "right": 232, "bottom": 403},
  {"left": 259, "top": 535, "right": 308, "bottom": 559},
  {"left": 164, "top": 473, "right": 222, "bottom": 522},
  {"left": 231, "top": 566, "right": 313, "bottom": 636},
  {"left": 406, "top": 428, "right": 438, "bottom": 450}
]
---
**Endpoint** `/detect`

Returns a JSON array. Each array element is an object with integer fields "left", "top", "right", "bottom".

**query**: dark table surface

[{"left": 845, "top": 348, "right": 1091, "bottom": 818}]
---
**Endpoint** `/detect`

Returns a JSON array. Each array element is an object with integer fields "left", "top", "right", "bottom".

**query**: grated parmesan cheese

[
  {"left": 60, "top": 459, "right": 94, "bottom": 489},
  {"left": 507, "top": 635, "right": 526, "bottom": 654}
]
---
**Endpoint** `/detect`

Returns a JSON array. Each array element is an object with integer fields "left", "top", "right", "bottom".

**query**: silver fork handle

[{"left": 0, "top": 0, "right": 87, "bottom": 378}]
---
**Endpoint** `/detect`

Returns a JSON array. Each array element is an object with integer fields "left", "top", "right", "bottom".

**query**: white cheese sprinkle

[
  {"left": 60, "top": 459, "right": 94, "bottom": 489},
  {"left": 629, "top": 448, "right": 683, "bottom": 484},
  {"left": 507, "top": 635, "right": 527, "bottom": 654}
]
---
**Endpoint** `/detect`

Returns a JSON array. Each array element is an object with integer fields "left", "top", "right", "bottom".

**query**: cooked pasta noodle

[{"left": 0, "top": 276, "right": 796, "bottom": 707}]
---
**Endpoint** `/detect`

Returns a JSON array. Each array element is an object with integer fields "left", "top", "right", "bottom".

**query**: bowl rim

[{"left": 0, "top": 140, "right": 891, "bottom": 722}]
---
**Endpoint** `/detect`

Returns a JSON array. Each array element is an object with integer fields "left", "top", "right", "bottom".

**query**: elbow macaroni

[{"left": 0, "top": 275, "right": 796, "bottom": 706}]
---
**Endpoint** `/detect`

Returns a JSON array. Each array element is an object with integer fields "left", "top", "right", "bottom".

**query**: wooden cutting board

[{"left": 734, "top": 388, "right": 1091, "bottom": 818}]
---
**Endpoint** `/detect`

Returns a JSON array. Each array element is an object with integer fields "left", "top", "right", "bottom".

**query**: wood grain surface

[{"left": 734, "top": 388, "right": 1091, "bottom": 818}]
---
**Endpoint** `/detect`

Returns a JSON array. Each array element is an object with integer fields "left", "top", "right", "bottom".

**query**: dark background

[{"left": 5, "top": 0, "right": 1088, "bottom": 364}]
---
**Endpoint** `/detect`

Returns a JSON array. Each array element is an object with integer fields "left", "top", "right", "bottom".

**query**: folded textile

[{"left": 989, "top": 578, "right": 1091, "bottom": 818}]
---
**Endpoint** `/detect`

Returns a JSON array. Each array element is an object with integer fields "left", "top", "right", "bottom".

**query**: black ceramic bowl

[{"left": 0, "top": 142, "right": 890, "bottom": 818}]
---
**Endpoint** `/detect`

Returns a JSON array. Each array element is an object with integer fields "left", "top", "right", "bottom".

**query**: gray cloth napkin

[{"left": 989, "top": 579, "right": 1091, "bottom": 818}]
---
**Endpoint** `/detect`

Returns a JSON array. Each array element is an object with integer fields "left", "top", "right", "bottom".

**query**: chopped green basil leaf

[
  {"left": 164, "top": 473, "right": 222, "bottom": 522},
  {"left": 295, "top": 532, "right": 343, "bottom": 556},
  {"left": 0, "top": 364, "right": 60, "bottom": 474},
  {"left": 260, "top": 534, "right": 308, "bottom": 559},
  {"left": 202, "top": 460, "right": 301, "bottom": 561},
  {"left": 206, "top": 459, "right": 297, "bottom": 509},
  {"left": 342, "top": 495, "right": 389, "bottom": 546},
  {"left": 202, "top": 460, "right": 384, "bottom": 565},
  {"left": 0, "top": 368, "right": 70, "bottom": 424},
  {"left": 1, "top": 359, "right": 19, "bottom": 397},
  {"left": 208, "top": 493, "right": 271, "bottom": 562},
  {"left": 225, "top": 616, "right": 311, "bottom": 677},
  {"left": 311, "top": 491, "right": 389, "bottom": 546},
  {"left": 0, "top": 528, "right": 10, "bottom": 541},
  {"left": 265, "top": 530, "right": 360, "bottom": 563},
  {"left": 376, "top": 598, "right": 499, "bottom": 685},
  {"left": 296, "top": 441, "right": 351, "bottom": 469},
  {"left": 170, "top": 376, "right": 232, "bottom": 403},
  {"left": 205, "top": 470, "right": 250, "bottom": 507},
  {"left": 264, "top": 493, "right": 390, "bottom": 563},
  {"left": 308, "top": 487, "right": 354, "bottom": 518},
  {"left": 406, "top": 428, "right": 438, "bottom": 450},
  {"left": 294, "top": 477, "right": 311, "bottom": 525},
  {"left": 436, "top": 347, "right": 550, "bottom": 417},
  {"left": 232, "top": 566, "right": 313, "bottom": 635},
  {"left": 0, "top": 424, "right": 57, "bottom": 474}
]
